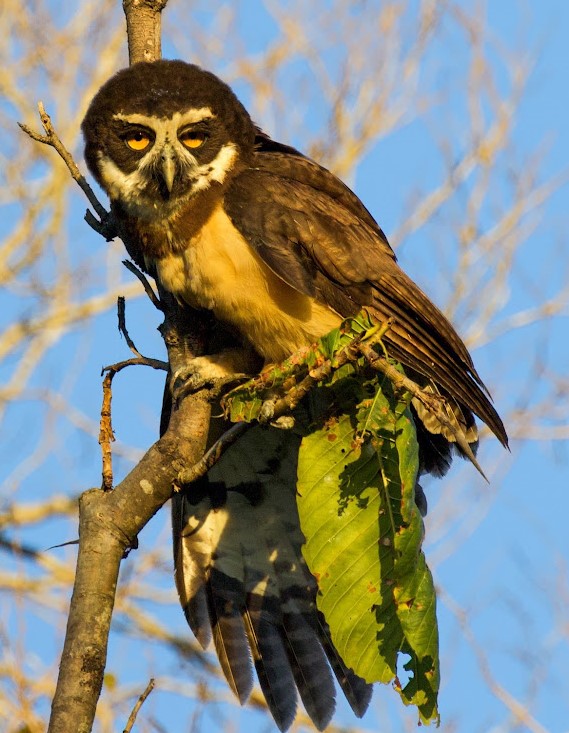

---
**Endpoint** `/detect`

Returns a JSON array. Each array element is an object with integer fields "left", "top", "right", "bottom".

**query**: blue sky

[{"left": 2, "top": 2, "right": 568, "bottom": 732}]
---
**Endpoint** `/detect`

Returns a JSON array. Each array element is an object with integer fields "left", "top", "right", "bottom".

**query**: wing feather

[{"left": 224, "top": 141, "right": 507, "bottom": 448}]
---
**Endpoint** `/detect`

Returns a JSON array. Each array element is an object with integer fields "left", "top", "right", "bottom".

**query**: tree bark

[
  {"left": 47, "top": 387, "right": 211, "bottom": 733},
  {"left": 123, "top": 0, "right": 169, "bottom": 65}
]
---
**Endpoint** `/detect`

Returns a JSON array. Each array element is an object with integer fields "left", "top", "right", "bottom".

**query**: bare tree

[{"left": 1, "top": 1, "right": 566, "bottom": 732}]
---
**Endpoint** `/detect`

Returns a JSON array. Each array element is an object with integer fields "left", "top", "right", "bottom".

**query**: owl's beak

[{"left": 160, "top": 147, "right": 177, "bottom": 193}]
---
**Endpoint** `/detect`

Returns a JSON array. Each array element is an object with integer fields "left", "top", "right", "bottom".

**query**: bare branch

[
  {"left": 18, "top": 102, "right": 115, "bottom": 237},
  {"left": 47, "top": 389, "right": 212, "bottom": 733},
  {"left": 123, "top": 678, "right": 155, "bottom": 733}
]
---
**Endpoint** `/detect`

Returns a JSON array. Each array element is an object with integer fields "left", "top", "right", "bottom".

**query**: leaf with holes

[{"left": 297, "top": 381, "right": 439, "bottom": 724}]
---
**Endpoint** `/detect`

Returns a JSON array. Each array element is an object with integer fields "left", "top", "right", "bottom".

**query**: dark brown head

[{"left": 82, "top": 60, "right": 256, "bottom": 218}]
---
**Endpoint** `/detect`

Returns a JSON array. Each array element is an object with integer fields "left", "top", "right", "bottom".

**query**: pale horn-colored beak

[{"left": 160, "top": 147, "right": 177, "bottom": 193}]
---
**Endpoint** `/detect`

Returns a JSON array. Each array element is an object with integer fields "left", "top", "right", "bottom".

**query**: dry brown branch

[
  {"left": 98, "top": 341, "right": 167, "bottom": 492},
  {"left": 100, "top": 371, "right": 116, "bottom": 490},
  {"left": 18, "top": 102, "right": 115, "bottom": 238}
]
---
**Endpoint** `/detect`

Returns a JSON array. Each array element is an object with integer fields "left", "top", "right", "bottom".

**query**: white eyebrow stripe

[{"left": 112, "top": 107, "right": 216, "bottom": 126}]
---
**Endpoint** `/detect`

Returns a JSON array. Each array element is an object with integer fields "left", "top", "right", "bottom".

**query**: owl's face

[{"left": 82, "top": 61, "right": 256, "bottom": 219}]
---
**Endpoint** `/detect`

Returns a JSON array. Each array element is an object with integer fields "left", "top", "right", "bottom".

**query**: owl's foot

[{"left": 171, "top": 351, "right": 252, "bottom": 402}]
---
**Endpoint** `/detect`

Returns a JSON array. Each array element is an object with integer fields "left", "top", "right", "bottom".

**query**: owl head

[{"left": 82, "top": 60, "right": 256, "bottom": 218}]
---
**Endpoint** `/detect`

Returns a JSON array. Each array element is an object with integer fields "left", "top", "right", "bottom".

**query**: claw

[{"left": 171, "top": 364, "right": 250, "bottom": 403}]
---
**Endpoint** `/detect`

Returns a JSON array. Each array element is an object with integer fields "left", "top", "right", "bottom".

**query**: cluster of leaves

[{"left": 224, "top": 314, "right": 440, "bottom": 724}]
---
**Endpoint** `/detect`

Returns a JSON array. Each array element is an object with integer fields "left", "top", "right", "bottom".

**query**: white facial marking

[
  {"left": 99, "top": 108, "right": 239, "bottom": 217},
  {"left": 190, "top": 143, "right": 238, "bottom": 192},
  {"left": 113, "top": 108, "right": 215, "bottom": 126},
  {"left": 97, "top": 153, "right": 152, "bottom": 209}
]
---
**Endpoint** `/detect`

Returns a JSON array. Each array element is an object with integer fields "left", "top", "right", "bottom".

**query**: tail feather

[
  {"left": 207, "top": 570, "right": 254, "bottom": 704},
  {"left": 316, "top": 614, "right": 373, "bottom": 719},
  {"left": 244, "top": 603, "right": 298, "bottom": 732},
  {"left": 281, "top": 610, "right": 337, "bottom": 731},
  {"left": 173, "top": 424, "right": 373, "bottom": 730},
  {"left": 184, "top": 586, "right": 211, "bottom": 649}
]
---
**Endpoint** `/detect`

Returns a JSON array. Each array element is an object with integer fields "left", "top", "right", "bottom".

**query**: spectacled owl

[{"left": 82, "top": 60, "right": 507, "bottom": 731}]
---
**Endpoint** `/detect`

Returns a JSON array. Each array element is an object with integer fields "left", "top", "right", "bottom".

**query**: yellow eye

[
  {"left": 180, "top": 130, "right": 207, "bottom": 149},
  {"left": 125, "top": 131, "right": 151, "bottom": 151}
]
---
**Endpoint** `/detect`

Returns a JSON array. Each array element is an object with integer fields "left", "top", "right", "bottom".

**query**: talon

[
  {"left": 270, "top": 415, "right": 295, "bottom": 430},
  {"left": 171, "top": 365, "right": 209, "bottom": 403},
  {"left": 259, "top": 398, "right": 276, "bottom": 423},
  {"left": 171, "top": 364, "right": 250, "bottom": 403}
]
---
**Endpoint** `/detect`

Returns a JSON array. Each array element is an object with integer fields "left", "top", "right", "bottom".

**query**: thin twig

[
  {"left": 118, "top": 296, "right": 143, "bottom": 358},
  {"left": 359, "top": 342, "right": 486, "bottom": 477},
  {"left": 101, "top": 356, "right": 168, "bottom": 377},
  {"left": 175, "top": 423, "right": 249, "bottom": 486},
  {"left": 123, "top": 678, "right": 156, "bottom": 733},
  {"left": 122, "top": 259, "right": 163, "bottom": 310},
  {"left": 98, "top": 346, "right": 168, "bottom": 491},
  {"left": 18, "top": 102, "right": 116, "bottom": 238}
]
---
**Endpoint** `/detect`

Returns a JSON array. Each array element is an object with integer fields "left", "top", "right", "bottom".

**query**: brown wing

[{"left": 224, "top": 135, "right": 507, "bottom": 449}]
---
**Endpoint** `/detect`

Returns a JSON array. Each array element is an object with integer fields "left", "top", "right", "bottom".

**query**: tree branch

[
  {"left": 123, "top": 0, "right": 169, "bottom": 64},
  {"left": 18, "top": 102, "right": 116, "bottom": 239},
  {"left": 123, "top": 678, "right": 156, "bottom": 733},
  {"left": 47, "top": 388, "right": 211, "bottom": 733},
  {"left": 42, "top": 2, "right": 216, "bottom": 732}
]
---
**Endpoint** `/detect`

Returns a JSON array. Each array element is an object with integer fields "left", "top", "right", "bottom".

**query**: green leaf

[
  {"left": 225, "top": 390, "right": 264, "bottom": 423},
  {"left": 297, "top": 381, "right": 440, "bottom": 724},
  {"left": 221, "top": 307, "right": 440, "bottom": 721}
]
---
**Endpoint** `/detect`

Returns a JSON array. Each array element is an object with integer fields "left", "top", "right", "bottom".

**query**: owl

[{"left": 82, "top": 61, "right": 507, "bottom": 731}]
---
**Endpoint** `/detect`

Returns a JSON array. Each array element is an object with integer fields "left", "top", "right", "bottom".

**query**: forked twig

[
  {"left": 99, "top": 299, "right": 168, "bottom": 489},
  {"left": 18, "top": 102, "right": 117, "bottom": 238}
]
